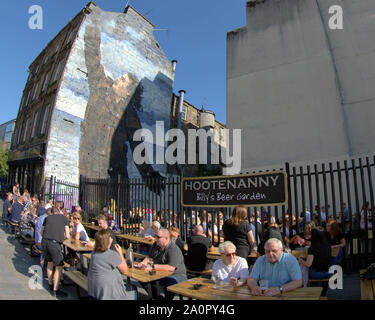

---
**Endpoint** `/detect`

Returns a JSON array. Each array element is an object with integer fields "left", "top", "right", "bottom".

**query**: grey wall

[{"left": 227, "top": 0, "right": 375, "bottom": 172}]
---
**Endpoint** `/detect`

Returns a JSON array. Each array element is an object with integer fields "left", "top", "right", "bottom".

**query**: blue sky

[{"left": 1, "top": 0, "right": 248, "bottom": 126}]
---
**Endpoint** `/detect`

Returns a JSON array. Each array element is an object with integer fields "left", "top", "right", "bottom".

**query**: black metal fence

[
  {"left": 42, "top": 175, "right": 79, "bottom": 213},
  {"left": 43, "top": 155, "right": 375, "bottom": 272}
]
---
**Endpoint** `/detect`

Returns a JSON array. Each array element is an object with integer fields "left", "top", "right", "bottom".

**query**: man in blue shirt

[
  {"left": 248, "top": 238, "right": 302, "bottom": 296},
  {"left": 10, "top": 195, "right": 25, "bottom": 223},
  {"left": 3, "top": 192, "right": 13, "bottom": 221}
]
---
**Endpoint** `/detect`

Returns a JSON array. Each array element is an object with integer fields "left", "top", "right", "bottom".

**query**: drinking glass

[
  {"left": 211, "top": 275, "right": 219, "bottom": 289},
  {"left": 259, "top": 280, "right": 269, "bottom": 294},
  {"left": 148, "top": 258, "right": 154, "bottom": 269}
]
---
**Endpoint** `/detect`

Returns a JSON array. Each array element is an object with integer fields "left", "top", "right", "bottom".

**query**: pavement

[{"left": 0, "top": 198, "right": 363, "bottom": 300}]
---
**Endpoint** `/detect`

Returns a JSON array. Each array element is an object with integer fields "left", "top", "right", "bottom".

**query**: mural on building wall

[{"left": 45, "top": 5, "right": 174, "bottom": 191}]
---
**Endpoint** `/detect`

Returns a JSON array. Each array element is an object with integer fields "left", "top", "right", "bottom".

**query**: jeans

[
  {"left": 142, "top": 275, "right": 185, "bottom": 300},
  {"left": 309, "top": 268, "right": 333, "bottom": 280}
]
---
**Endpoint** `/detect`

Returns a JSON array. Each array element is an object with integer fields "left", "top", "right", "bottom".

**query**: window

[
  {"left": 181, "top": 105, "right": 187, "bottom": 121},
  {"left": 53, "top": 61, "right": 63, "bottom": 82},
  {"left": 31, "top": 111, "right": 39, "bottom": 138},
  {"left": 41, "top": 72, "right": 50, "bottom": 92},
  {"left": 43, "top": 54, "right": 49, "bottom": 65},
  {"left": 17, "top": 121, "right": 24, "bottom": 144},
  {"left": 32, "top": 82, "right": 39, "bottom": 101},
  {"left": 22, "top": 118, "right": 29, "bottom": 142},
  {"left": 24, "top": 90, "right": 31, "bottom": 107},
  {"left": 40, "top": 105, "right": 50, "bottom": 135}
]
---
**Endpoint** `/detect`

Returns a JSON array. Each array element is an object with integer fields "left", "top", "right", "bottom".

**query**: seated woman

[
  {"left": 138, "top": 219, "right": 151, "bottom": 237},
  {"left": 88, "top": 229, "right": 135, "bottom": 300},
  {"left": 289, "top": 221, "right": 315, "bottom": 250},
  {"left": 169, "top": 226, "right": 186, "bottom": 255},
  {"left": 298, "top": 227, "right": 333, "bottom": 280},
  {"left": 71, "top": 212, "right": 91, "bottom": 244},
  {"left": 212, "top": 241, "right": 249, "bottom": 287},
  {"left": 19, "top": 205, "right": 38, "bottom": 238},
  {"left": 326, "top": 219, "right": 345, "bottom": 265}
]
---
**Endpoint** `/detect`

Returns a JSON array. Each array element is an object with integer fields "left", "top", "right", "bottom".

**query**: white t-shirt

[
  {"left": 212, "top": 256, "right": 249, "bottom": 283},
  {"left": 73, "top": 223, "right": 89, "bottom": 241}
]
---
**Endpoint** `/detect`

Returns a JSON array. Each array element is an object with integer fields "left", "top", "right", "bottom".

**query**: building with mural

[{"left": 9, "top": 2, "right": 225, "bottom": 195}]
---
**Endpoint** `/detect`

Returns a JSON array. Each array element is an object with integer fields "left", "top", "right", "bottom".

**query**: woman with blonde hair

[{"left": 222, "top": 206, "right": 255, "bottom": 259}]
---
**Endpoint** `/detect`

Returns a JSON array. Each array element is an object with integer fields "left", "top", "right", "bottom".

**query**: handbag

[{"left": 360, "top": 263, "right": 375, "bottom": 280}]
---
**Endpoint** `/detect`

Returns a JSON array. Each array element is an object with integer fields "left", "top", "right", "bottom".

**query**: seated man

[
  {"left": 36, "top": 200, "right": 47, "bottom": 217},
  {"left": 138, "top": 228, "right": 187, "bottom": 300},
  {"left": 248, "top": 238, "right": 302, "bottom": 296},
  {"left": 185, "top": 225, "right": 214, "bottom": 271},
  {"left": 10, "top": 195, "right": 25, "bottom": 224},
  {"left": 97, "top": 214, "right": 118, "bottom": 251},
  {"left": 144, "top": 221, "right": 160, "bottom": 239},
  {"left": 3, "top": 192, "right": 13, "bottom": 221},
  {"left": 34, "top": 208, "right": 53, "bottom": 263}
]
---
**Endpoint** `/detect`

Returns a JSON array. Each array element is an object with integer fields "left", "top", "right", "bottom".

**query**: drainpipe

[{"left": 177, "top": 90, "right": 186, "bottom": 177}]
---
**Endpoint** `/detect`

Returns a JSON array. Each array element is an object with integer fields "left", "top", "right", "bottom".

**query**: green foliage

[{"left": 0, "top": 142, "right": 9, "bottom": 176}]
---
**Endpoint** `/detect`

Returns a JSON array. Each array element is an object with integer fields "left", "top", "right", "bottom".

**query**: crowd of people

[{"left": 1, "top": 184, "right": 373, "bottom": 300}]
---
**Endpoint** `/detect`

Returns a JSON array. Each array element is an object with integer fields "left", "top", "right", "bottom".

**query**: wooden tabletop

[
  {"left": 82, "top": 253, "right": 172, "bottom": 283},
  {"left": 207, "top": 248, "right": 258, "bottom": 260},
  {"left": 116, "top": 233, "right": 155, "bottom": 245},
  {"left": 63, "top": 239, "right": 94, "bottom": 252},
  {"left": 167, "top": 277, "right": 323, "bottom": 300}
]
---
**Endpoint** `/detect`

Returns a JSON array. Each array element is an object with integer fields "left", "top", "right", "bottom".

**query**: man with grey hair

[
  {"left": 144, "top": 220, "right": 160, "bottom": 239},
  {"left": 138, "top": 228, "right": 187, "bottom": 299},
  {"left": 248, "top": 238, "right": 302, "bottom": 296}
]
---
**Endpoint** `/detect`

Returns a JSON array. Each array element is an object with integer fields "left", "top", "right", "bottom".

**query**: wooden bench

[
  {"left": 360, "top": 269, "right": 375, "bottom": 300},
  {"left": 64, "top": 270, "right": 90, "bottom": 299},
  {"left": 6, "top": 220, "right": 20, "bottom": 237},
  {"left": 186, "top": 268, "right": 212, "bottom": 279}
]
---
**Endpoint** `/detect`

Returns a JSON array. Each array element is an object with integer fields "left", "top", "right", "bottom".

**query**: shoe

[{"left": 52, "top": 289, "right": 68, "bottom": 298}]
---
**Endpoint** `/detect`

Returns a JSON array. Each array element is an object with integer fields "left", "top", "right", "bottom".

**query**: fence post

[
  {"left": 117, "top": 174, "right": 121, "bottom": 230},
  {"left": 79, "top": 175, "right": 83, "bottom": 208}
]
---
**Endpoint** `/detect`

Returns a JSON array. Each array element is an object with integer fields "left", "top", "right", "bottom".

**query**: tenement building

[
  {"left": 9, "top": 2, "right": 225, "bottom": 195},
  {"left": 226, "top": 0, "right": 375, "bottom": 172}
]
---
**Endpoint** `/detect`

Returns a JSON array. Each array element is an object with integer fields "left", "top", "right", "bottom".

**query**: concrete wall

[
  {"left": 44, "top": 4, "right": 175, "bottom": 184},
  {"left": 227, "top": 0, "right": 375, "bottom": 173}
]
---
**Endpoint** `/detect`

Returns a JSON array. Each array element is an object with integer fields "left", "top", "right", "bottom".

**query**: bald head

[{"left": 194, "top": 225, "right": 204, "bottom": 235}]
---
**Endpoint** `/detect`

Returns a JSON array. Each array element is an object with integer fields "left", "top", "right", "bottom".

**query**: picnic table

[
  {"left": 116, "top": 233, "right": 155, "bottom": 246},
  {"left": 63, "top": 239, "right": 94, "bottom": 272},
  {"left": 167, "top": 277, "right": 323, "bottom": 300},
  {"left": 83, "top": 253, "right": 173, "bottom": 299}
]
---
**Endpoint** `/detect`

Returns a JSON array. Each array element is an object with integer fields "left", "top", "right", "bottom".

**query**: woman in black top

[
  {"left": 298, "top": 227, "right": 333, "bottom": 279},
  {"left": 222, "top": 206, "right": 255, "bottom": 259},
  {"left": 326, "top": 219, "right": 345, "bottom": 265}
]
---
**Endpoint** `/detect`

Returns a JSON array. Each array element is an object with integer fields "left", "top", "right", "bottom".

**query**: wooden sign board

[{"left": 181, "top": 171, "right": 288, "bottom": 208}]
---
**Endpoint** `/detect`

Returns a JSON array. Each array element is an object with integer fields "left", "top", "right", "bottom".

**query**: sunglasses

[
  {"left": 155, "top": 235, "right": 164, "bottom": 239},
  {"left": 73, "top": 217, "right": 80, "bottom": 220},
  {"left": 223, "top": 252, "right": 236, "bottom": 257}
]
